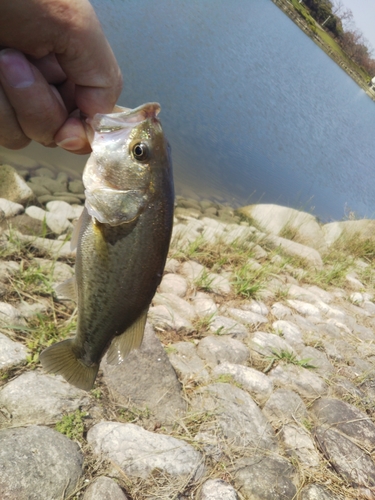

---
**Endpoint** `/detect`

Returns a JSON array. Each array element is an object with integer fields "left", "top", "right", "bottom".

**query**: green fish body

[{"left": 40, "top": 103, "right": 174, "bottom": 390}]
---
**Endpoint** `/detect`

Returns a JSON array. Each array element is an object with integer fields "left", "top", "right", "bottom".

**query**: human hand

[{"left": 0, "top": 0, "right": 123, "bottom": 154}]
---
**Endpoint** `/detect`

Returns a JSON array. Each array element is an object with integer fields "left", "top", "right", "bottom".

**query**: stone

[
  {"left": 279, "top": 423, "right": 320, "bottom": 467},
  {"left": 25, "top": 205, "right": 72, "bottom": 234},
  {"left": 0, "top": 199, "right": 24, "bottom": 218},
  {"left": 37, "top": 194, "right": 83, "bottom": 205},
  {"left": 233, "top": 454, "right": 297, "bottom": 500},
  {"left": 27, "top": 182, "right": 50, "bottom": 197},
  {"left": 209, "top": 315, "right": 249, "bottom": 338},
  {"left": 147, "top": 304, "right": 193, "bottom": 331},
  {"left": 102, "top": 323, "right": 186, "bottom": 425},
  {"left": 241, "top": 300, "right": 269, "bottom": 316},
  {"left": 268, "top": 364, "right": 328, "bottom": 399},
  {"left": 199, "top": 479, "right": 239, "bottom": 500},
  {"left": 87, "top": 421, "right": 204, "bottom": 480},
  {"left": 192, "top": 292, "right": 218, "bottom": 317},
  {"left": 299, "top": 347, "right": 334, "bottom": 376},
  {"left": 9, "top": 232, "right": 75, "bottom": 259},
  {"left": 226, "top": 307, "right": 268, "bottom": 326},
  {"left": 323, "top": 219, "right": 375, "bottom": 247},
  {"left": 197, "top": 335, "right": 249, "bottom": 367},
  {"left": 0, "top": 425, "right": 83, "bottom": 500},
  {"left": 153, "top": 292, "right": 196, "bottom": 320},
  {"left": 238, "top": 203, "right": 326, "bottom": 251},
  {"left": 0, "top": 302, "right": 27, "bottom": 327},
  {"left": 191, "top": 383, "right": 277, "bottom": 451},
  {"left": 0, "top": 214, "right": 45, "bottom": 237},
  {"left": 212, "top": 361, "right": 273, "bottom": 403},
  {"left": 0, "top": 333, "right": 28, "bottom": 370},
  {"left": 0, "top": 260, "right": 19, "bottom": 281},
  {"left": 83, "top": 477, "right": 129, "bottom": 500},
  {"left": 159, "top": 273, "right": 188, "bottom": 297},
  {"left": 46, "top": 200, "right": 78, "bottom": 220},
  {"left": 314, "top": 426, "right": 375, "bottom": 488},
  {"left": 271, "top": 302, "right": 293, "bottom": 319},
  {"left": 0, "top": 371, "right": 89, "bottom": 427},
  {"left": 267, "top": 234, "right": 323, "bottom": 268},
  {"left": 68, "top": 179, "right": 85, "bottom": 194},
  {"left": 272, "top": 320, "right": 304, "bottom": 350},
  {"left": 0, "top": 164, "right": 34, "bottom": 204},
  {"left": 287, "top": 299, "right": 321, "bottom": 317},
  {"left": 205, "top": 272, "right": 232, "bottom": 295},
  {"left": 179, "top": 260, "right": 205, "bottom": 281},
  {"left": 262, "top": 389, "right": 308, "bottom": 426},
  {"left": 311, "top": 398, "right": 375, "bottom": 451},
  {"left": 251, "top": 331, "right": 297, "bottom": 357},
  {"left": 168, "top": 341, "right": 210, "bottom": 383},
  {"left": 29, "top": 176, "right": 67, "bottom": 194},
  {"left": 299, "top": 484, "right": 338, "bottom": 500},
  {"left": 34, "top": 167, "right": 56, "bottom": 178}
]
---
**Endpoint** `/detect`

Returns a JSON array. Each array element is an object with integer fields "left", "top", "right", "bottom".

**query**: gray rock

[
  {"left": 0, "top": 302, "right": 27, "bottom": 327},
  {"left": 299, "top": 484, "right": 339, "bottom": 499},
  {"left": 0, "top": 260, "right": 19, "bottom": 281},
  {"left": 197, "top": 335, "right": 249, "bottom": 367},
  {"left": 147, "top": 304, "right": 193, "bottom": 331},
  {"left": 179, "top": 260, "right": 205, "bottom": 281},
  {"left": 0, "top": 425, "right": 83, "bottom": 500},
  {"left": 153, "top": 292, "right": 196, "bottom": 320},
  {"left": 0, "top": 214, "right": 45, "bottom": 236},
  {"left": 212, "top": 361, "right": 273, "bottom": 403},
  {"left": 209, "top": 315, "right": 248, "bottom": 338},
  {"left": 314, "top": 426, "right": 375, "bottom": 487},
  {"left": 87, "top": 421, "right": 204, "bottom": 480},
  {"left": 251, "top": 331, "right": 297, "bottom": 357},
  {"left": 25, "top": 205, "right": 72, "bottom": 234},
  {"left": 299, "top": 347, "right": 334, "bottom": 376},
  {"left": 266, "top": 234, "right": 323, "bottom": 268},
  {"left": 102, "top": 323, "right": 186, "bottom": 425},
  {"left": 34, "top": 167, "right": 56, "bottom": 178},
  {"left": 9, "top": 232, "right": 75, "bottom": 259},
  {"left": 287, "top": 299, "right": 321, "bottom": 317},
  {"left": 311, "top": 398, "right": 375, "bottom": 451},
  {"left": 272, "top": 320, "right": 304, "bottom": 350},
  {"left": 0, "top": 333, "right": 28, "bottom": 370},
  {"left": 0, "top": 164, "right": 34, "bottom": 204},
  {"left": 199, "top": 479, "right": 239, "bottom": 499},
  {"left": 191, "top": 383, "right": 277, "bottom": 451},
  {"left": 56, "top": 171, "right": 69, "bottom": 184},
  {"left": 262, "top": 389, "right": 308, "bottom": 425},
  {"left": 271, "top": 302, "right": 293, "bottom": 319},
  {"left": 0, "top": 371, "right": 89, "bottom": 427},
  {"left": 242, "top": 300, "right": 269, "bottom": 316},
  {"left": 226, "top": 307, "right": 268, "bottom": 326},
  {"left": 192, "top": 292, "right": 218, "bottom": 317},
  {"left": 46, "top": 200, "right": 78, "bottom": 220},
  {"left": 233, "top": 454, "right": 297, "bottom": 500},
  {"left": 27, "top": 182, "right": 50, "bottom": 197},
  {"left": 205, "top": 272, "right": 232, "bottom": 295},
  {"left": 168, "top": 341, "right": 210, "bottom": 383},
  {"left": 83, "top": 477, "right": 129, "bottom": 500},
  {"left": 268, "top": 364, "right": 328, "bottom": 399},
  {"left": 0, "top": 198, "right": 24, "bottom": 218},
  {"left": 37, "top": 193, "right": 83, "bottom": 205},
  {"left": 279, "top": 423, "right": 320, "bottom": 467},
  {"left": 29, "top": 176, "right": 67, "bottom": 194},
  {"left": 68, "top": 179, "right": 85, "bottom": 194},
  {"left": 159, "top": 273, "right": 188, "bottom": 297}
]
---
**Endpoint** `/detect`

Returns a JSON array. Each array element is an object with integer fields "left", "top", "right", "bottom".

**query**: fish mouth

[{"left": 84, "top": 102, "right": 161, "bottom": 143}]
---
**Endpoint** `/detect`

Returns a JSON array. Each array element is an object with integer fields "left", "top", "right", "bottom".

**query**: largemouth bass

[{"left": 40, "top": 103, "right": 174, "bottom": 391}]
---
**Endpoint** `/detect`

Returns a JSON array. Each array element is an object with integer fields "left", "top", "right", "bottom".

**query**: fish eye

[{"left": 132, "top": 143, "right": 149, "bottom": 162}]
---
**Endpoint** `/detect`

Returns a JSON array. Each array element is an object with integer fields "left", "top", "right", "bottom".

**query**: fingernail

[
  {"left": 0, "top": 49, "right": 35, "bottom": 88},
  {"left": 56, "top": 137, "right": 86, "bottom": 151}
]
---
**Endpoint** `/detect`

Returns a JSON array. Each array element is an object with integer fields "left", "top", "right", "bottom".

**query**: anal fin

[
  {"left": 39, "top": 339, "right": 98, "bottom": 391},
  {"left": 54, "top": 276, "right": 77, "bottom": 302},
  {"left": 106, "top": 309, "right": 148, "bottom": 365}
]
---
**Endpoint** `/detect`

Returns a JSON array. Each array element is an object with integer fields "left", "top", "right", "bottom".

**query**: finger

[
  {"left": 29, "top": 53, "right": 67, "bottom": 85},
  {"left": 0, "top": 83, "right": 30, "bottom": 149},
  {"left": 54, "top": 115, "right": 91, "bottom": 155},
  {"left": 0, "top": 49, "right": 68, "bottom": 147}
]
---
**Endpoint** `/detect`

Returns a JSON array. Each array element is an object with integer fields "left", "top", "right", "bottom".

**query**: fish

[{"left": 39, "top": 102, "right": 174, "bottom": 391}]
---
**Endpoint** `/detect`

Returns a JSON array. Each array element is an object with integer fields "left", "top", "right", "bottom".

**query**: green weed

[{"left": 55, "top": 409, "right": 86, "bottom": 442}]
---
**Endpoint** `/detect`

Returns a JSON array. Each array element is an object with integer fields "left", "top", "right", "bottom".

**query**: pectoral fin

[
  {"left": 55, "top": 276, "right": 77, "bottom": 302},
  {"left": 106, "top": 309, "right": 148, "bottom": 365}
]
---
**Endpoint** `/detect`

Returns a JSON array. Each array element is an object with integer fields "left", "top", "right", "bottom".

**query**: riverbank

[
  {"left": 1, "top": 164, "right": 375, "bottom": 499},
  {"left": 272, "top": 0, "right": 375, "bottom": 102}
]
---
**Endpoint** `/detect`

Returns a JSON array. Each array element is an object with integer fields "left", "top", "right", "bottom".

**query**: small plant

[
  {"left": 118, "top": 406, "right": 151, "bottom": 424},
  {"left": 194, "top": 270, "right": 215, "bottom": 292},
  {"left": 232, "top": 263, "right": 265, "bottom": 298},
  {"left": 268, "top": 349, "right": 316, "bottom": 369},
  {"left": 55, "top": 409, "right": 86, "bottom": 442},
  {"left": 193, "top": 312, "right": 216, "bottom": 331}
]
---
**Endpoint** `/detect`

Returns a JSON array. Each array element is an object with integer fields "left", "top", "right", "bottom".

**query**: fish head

[{"left": 83, "top": 103, "right": 171, "bottom": 226}]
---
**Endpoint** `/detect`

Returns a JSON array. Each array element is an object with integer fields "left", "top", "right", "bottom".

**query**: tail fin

[{"left": 39, "top": 339, "right": 99, "bottom": 391}]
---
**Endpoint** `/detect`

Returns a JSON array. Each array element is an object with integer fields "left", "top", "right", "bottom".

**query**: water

[{"left": 1, "top": 0, "right": 374, "bottom": 222}]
